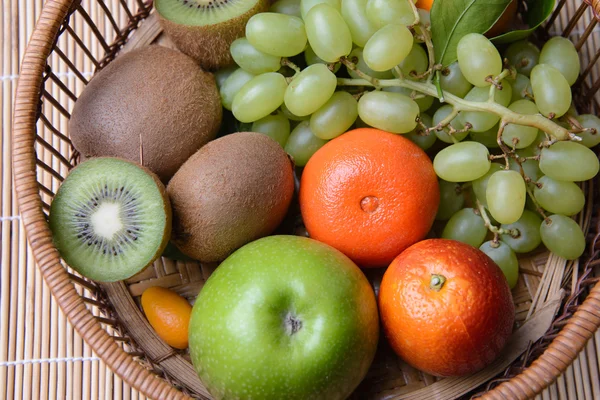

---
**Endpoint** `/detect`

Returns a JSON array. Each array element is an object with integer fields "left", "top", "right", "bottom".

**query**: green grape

[
  {"left": 363, "top": 24, "right": 413, "bottom": 72},
  {"left": 530, "top": 64, "right": 572, "bottom": 118},
  {"left": 442, "top": 208, "right": 487, "bottom": 248},
  {"left": 365, "top": 0, "right": 414, "bottom": 28},
  {"left": 346, "top": 48, "right": 394, "bottom": 80},
  {"left": 440, "top": 61, "right": 473, "bottom": 98},
  {"left": 575, "top": 114, "right": 600, "bottom": 148},
  {"left": 354, "top": 117, "right": 371, "bottom": 129},
  {"left": 472, "top": 163, "right": 504, "bottom": 206},
  {"left": 300, "top": 0, "right": 340, "bottom": 18},
  {"left": 433, "top": 105, "right": 468, "bottom": 143},
  {"left": 524, "top": 131, "right": 547, "bottom": 156},
  {"left": 504, "top": 40, "right": 540, "bottom": 77},
  {"left": 310, "top": 91, "right": 358, "bottom": 139},
  {"left": 539, "top": 141, "right": 600, "bottom": 181},
  {"left": 414, "top": 9, "right": 430, "bottom": 44},
  {"left": 230, "top": 38, "right": 282, "bottom": 75},
  {"left": 280, "top": 103, "right": 309, "bottom": 121},
  {"left": 357, "top": 91, "right": 419, "bottom": 133},
  {"left": 392, "top": 43, "right": 428, "bottom": 80},
  {"left": 284, "top": 120, "right": 328, "bottom": 166},
  {"left": 470, "top": 123, "right": 500, "bottom": 148},
  {"left": 500, "top": 210, "right": 543, "bottom": 253},
  {"left": 284, "top": 64, "right": 337, "bottom": 116},
  {"left": 220, "top": 68, "right": 255, "bottom": 110},
  {"left": 433, "top": 141, "right": 491, "bottom": 182},
  {"left": 534, "top": 176, "right": 585, "bottom": 216},
  {"left": 486, "top": 170, "right": 526, "bottom": 224},
  {"left": 540, "top": 214, "right": 585, "bottom": 260},
  {"left": 539, "top": 36, "right": 580, "bottom": 86},
  {"left": 304, "top": 46, "right": 341, "bottom": 73},
  {"left": 479, "top": 241, "right": 519, "bottom": 288},
  {"left": 436, "top": 180, "right": 465, "bottom": 220},
  {"left": 460, "top": 82, "right": 512, "bottom": 132},
  {"left": 502, "top": 100, "right": 540, "bottom": 149},
  {"left": 232, "top": 72, "right": 287, "bottom": 123},
  {"left": 214, "top": 65, "right": 237, "bottom": 89},
  {"left": 457, "top": 33, "right": 503, "bottom": 87},
  {"left": 270, "top": 0, "right": 302, "bottom": 17},
  {"left": 305, "top": 4, "right": 353, "bottom": 62},
  {"left": 251, "top": 113, "right": 291, "bottom": 147},
  {"left": 510, "top": 73, "right": 533, "bottom": 102},
  {"left": 406, "top": 114, "right": 436, "bottom": 150},
  {"left": 509, "top": 148, "right": 542, "bottom": 181},
  {"left": 341, "top": 0, "right": 377, "bottom": 47},
  {"left": 246, "top": 13, "right": 307, "bottom": 57},
  {"left": 383, "top": 86, "right": 433, "bottom": 113}
]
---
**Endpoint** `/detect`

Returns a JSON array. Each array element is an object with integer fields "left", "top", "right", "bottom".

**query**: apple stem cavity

[
  {"left": 430, "top": 274, "right": 447, "bottom": 292},
  {"left": 284, "top": 313, "right": 303, "bottom": 336}
]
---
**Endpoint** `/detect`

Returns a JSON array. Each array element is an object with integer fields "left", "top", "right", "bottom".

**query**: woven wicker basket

[{"left": 11, "top": 0, "right": 600, "bottom": 398}]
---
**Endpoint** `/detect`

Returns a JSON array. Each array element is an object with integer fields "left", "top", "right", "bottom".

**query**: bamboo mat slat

[{"left": 1, "top": 1, "right": 600, "bottom": 400}]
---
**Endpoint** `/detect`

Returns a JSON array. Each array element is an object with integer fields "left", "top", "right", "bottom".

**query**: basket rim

[{"left": 11, "top": 0, "right": 600, "bottom": 399}]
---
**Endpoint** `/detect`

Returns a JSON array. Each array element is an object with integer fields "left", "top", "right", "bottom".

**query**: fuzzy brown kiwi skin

[
  {"left": 157, "top": 0, "right": 269, "bottom": 71},
  {"left": 167, "top": 132, "right": 295, "bottom": 262},
  {"left": 68, "top": 46, "right": 222, "bottom": 183}
]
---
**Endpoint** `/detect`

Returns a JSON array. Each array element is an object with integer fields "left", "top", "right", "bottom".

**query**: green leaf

[
  {"left": 431, "top": 0, "right": 512, "bottom": 67},
  {"left": 491, "top": 0, "right": 556, "bottom": 44}
]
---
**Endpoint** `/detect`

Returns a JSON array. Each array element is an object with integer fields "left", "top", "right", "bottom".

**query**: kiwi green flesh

[
  {"left": 155, "top": 0, "right": 261, "bottom": 26},
  {"left": 49, "top": 158, "right": 171, "bottom": 282}
]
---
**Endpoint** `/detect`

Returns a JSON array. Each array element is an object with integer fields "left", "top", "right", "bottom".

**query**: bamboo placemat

[{"left": 1, "top": 1, "right": 599, "bottom": 399}]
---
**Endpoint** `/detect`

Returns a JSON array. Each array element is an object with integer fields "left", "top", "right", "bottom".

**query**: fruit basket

[{"left": 11, "top": 0, "right": 600, "bottom": 398}]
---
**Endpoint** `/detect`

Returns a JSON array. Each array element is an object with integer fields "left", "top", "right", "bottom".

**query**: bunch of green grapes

[
  {"left": 213, "top": 0, "right": 600, "bottom": 284},
  {"left": 216, "top": 0, "right": 430, "bottom": 166},
  {"left": 434, "top": 34, "right": 600, "bottom": 283}
]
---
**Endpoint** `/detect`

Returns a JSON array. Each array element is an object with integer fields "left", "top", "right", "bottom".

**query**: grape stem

[
  {"left": 487, "top": 69, "right": 513, "bottom": 102},
  {"left": 340, "top": 57, "right": 382, "bottom": 89},
  {"left": 281, "top": 58, "right": 301, "bottom": 75},
  {"left": 337, "top": 76, "right": 571, "bottom": 141},
  {"left": 476, "top": 200, "right": 519, "bottom": 237}
]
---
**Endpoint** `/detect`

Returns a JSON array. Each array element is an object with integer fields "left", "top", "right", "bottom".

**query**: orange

[
  {"left": 299, "top": 128, "right": 439, "bottom": 267},
  {"left": 416, "top": 0, "right": 517, "bottom": 37},
  {"left": 141, "top": 286, "right": 192, "bottom": 349},
  {"left": 486, "top": 0, "right": 518, "bottom": 38},
  {"left": 379, "top": 239, "right": 515, "bottom": 377}
]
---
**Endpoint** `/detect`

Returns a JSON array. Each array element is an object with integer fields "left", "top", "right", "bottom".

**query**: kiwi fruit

[
  {"left": 69, "top": 46, "right": 222, "bottom": 183},
  {"left": 49, "top": 157, "right": 172, "bottom": 282},
  {"left": 155, "top": 0, "right": 269, "bottom": 70},
  {"left": 167, "top": 132, "right": 295, "bottom": 262}
]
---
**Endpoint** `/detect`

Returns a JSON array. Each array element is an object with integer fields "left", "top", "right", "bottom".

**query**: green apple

[{"left": 189, "top": 235, "right": 379, "bottom": 400}]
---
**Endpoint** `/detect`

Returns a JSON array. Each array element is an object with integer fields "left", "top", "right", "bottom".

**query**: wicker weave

[{"left": 11, "top": 0, "right": 600, "bottom": 398}]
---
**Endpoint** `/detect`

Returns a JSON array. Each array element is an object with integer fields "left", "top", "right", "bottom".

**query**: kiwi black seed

[
  {"left": 49, "top": 157, "right": 172, "bottom": 282},
  {"left": 155, "top": 0, "right": 269, "bottom": 70},
  {"left": 68, "top": 45, "right": 222, "bottom": 183},
  {"left": 167, "top": 132, "right": 295, "bottom": 262}
]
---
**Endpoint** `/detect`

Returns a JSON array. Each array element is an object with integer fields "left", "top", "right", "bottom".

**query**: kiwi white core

[
  {"left": 91, "top": 202, "right": 123, "bottom": 240},
  {"left": 155, "top": 0, "right": 261, "bottom": 26}
]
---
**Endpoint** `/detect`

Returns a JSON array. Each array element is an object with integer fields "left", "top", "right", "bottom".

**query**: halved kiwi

[
  {"left": 49, "top": 158, "right": 172, "bottom": 282},
  {"left": 155, "top": 0, "right": 269, "bottom": 70}
]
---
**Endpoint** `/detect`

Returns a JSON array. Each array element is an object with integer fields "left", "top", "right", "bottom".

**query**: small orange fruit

[
  {"left": 141, "top": 286, "right": 192, "bottom": 349},
  {"left": 299, "top": 128, "right": 439, "bottom": 267},
  {"left": 379, "top": 239, "right": 515, "bottom": 377},
  {"left": 486, "top": 0, "right": 518, "bottom": 38}
]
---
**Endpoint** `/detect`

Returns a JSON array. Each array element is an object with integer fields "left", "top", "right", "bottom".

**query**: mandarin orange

[
  {"left": 141, "top": 286, "right": 192, "bottom": 349},
  {"left": 379, "top": 239, "right": 515, "bottom": 377},
  {"left": 299, "top": 128, "right": 439, "bottom": 267}
]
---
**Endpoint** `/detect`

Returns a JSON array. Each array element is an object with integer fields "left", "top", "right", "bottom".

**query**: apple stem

[
  {"left": 284, "top": 313, "right": 303, "bottom": 336},
  {"left": 430, "top": 274, "right": 446, "bottom": 291}
]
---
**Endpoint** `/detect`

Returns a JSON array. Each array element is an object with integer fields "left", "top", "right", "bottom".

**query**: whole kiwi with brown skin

[
  {"left": 167, "top": 132, "right": 295, "bottom": 262},
  {"left": 155, "top": 0, "right": 269, "bottom": 70},
  {"left": 68, "top": 45, "right": 222, "bottom": 183}
]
